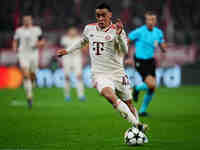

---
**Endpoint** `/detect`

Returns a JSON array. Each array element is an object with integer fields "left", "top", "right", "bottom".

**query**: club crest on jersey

[{"left": 105, "top": 34, "right": 111, "bottom": 41}]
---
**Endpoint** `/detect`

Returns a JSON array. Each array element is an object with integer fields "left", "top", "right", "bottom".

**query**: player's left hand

[
  {"left": 115, "top": 18, "right": 123, "bottom": 35},
  {"left": 57, "top": 49, "right": 68, "bottom": 57},
  {"left": 125, "top": 58, "right": 134, "bottom": 65}
]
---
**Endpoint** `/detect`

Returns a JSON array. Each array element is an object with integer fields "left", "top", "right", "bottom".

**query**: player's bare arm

[
  {"left": 160, "top": 42, "right": 167, "bottom": 53},
  {"left": 124, "top": 38, "right": 134, "bottom": 65},
  {"left": 57, "top": 38, "right": 88, "bottom": 57},
  {"left": 115, "top": 19, "right": 128, "bottom": 54},
  {"left": 12, "top": 39, "right": 18, "bottom": 52},
  {"left": 115, "top": 18, "right": 123, "bottom": 35},
  {"left": 125, "top": 48, "right": 134, "bottom": 65},
  {"left": 36, "top": 37, "right": 46, "bottom": 49}
]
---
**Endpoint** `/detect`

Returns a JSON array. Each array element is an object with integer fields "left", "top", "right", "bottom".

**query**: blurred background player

[
  {"left": 12, "top": 15, "right": 44, "bottom": 108},
  {"left": 60, "top": 26, "right": 86, "bottom": 101},
  {"left": 128, "top": 11, "right": 167, "bottom": 116},
  {"left": 57, "top": 3, "right": 148, "bottom": 132}
]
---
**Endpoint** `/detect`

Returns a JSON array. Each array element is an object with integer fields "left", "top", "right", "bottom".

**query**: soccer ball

[{"left": 124, "top": 127, "right": 148, "bottom": 146}]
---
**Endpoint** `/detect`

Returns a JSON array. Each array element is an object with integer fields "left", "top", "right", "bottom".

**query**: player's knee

[
  {"left": 148, "top": 88, "right": 155, "bottom": 94},
  {"left": 77, "top": 74, "right": 82, "bottom": 81},
  {"left": 101, "top": 90, "right": 113, "bottom": 100},
  {"left": 65, "top": 76, "right": 70, "bottom": 81},
  {"left": 24, "top": 75, "right": 29, "bottom": 79},
  {"left": 146, "top": 82, "right": 155, "bottom": 89},
  {"left": 30, "top": 72, "right": 36, "bottom": 81},
  {"left": 149, "top": 81, "right": 156, "bottom": 89},
  {"left": 22, "top": 70, "right": 30, "bottom": 79},
  {"left": 145, "top": 76, "right": 156, "bottom": 89}
]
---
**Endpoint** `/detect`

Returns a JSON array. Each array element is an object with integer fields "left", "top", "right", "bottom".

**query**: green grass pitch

[{"left": 0, "top": 86, "right": 200, "bottom": 150}]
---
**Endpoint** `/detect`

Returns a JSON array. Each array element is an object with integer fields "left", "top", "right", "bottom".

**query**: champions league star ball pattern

[{"left": 124, "top": 127, "right": 148, "bottom": 146}]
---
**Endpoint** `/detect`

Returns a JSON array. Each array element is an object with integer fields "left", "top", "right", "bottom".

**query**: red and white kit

[
  {"left": 14, "top": 26, "right": 42, "bottom": 72},
  {"left": 60, "top": 36, "right": 83, "bottom": 76},
  {"left": 65, "top": 23, "right": 132, "bottom": 101}
]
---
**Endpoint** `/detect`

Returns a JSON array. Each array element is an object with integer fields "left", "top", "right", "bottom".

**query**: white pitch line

[
  {"left": 9, "top": 100, "right": 64, "bottom": 107},
  {"left": 0, "top": 149, "right": 33, "bottom": 150},
  {"left": 10, "top": 100, "right": 27, "bottom": 106}
]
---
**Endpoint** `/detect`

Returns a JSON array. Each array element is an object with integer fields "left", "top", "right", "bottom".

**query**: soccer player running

[
  {"left": 128, "top": 11, "right": 167, "bottom": 116},
  {"left": 60, "top": 26, "right": 86, "bottom": 101},
  {"left": 57, "top": 3, "right": 148, "bottom": 132},
  {"left": 13, "top": 15, "right": 44, "bottom": 108}
]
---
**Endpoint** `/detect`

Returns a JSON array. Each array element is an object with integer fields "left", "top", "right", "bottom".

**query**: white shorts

[
  {"left": 62, "top": 53, "right": 82, "bottom": 76},
  {"left": 92, "top": 73, "right": 132, "bottom": 101},
  {"left": 18, "top": 51, "right": 38, "bottom": 72}
]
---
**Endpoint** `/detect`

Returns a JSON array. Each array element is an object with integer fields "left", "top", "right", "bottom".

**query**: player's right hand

[
  {"left": 125, "top": 58, "right": 133, "bottom": 65},
  {"left": 56, "top": 49, "right": 68, "bottom": 57},
  {"left": 115, "top": 18, "right": 123, "bottom": 35}
]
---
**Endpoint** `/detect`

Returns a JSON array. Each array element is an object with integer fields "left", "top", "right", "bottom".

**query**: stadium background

[{"left": 0, "top": 0, "right": 200, "bottom": 89}]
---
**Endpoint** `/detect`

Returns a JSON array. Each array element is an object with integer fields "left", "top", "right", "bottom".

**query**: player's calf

[
  {"left": 124, "top": 100, "right": 139, "bottom": 120},
  {"left": 101, "top": 87, "right": 139, "bottom": 125},
  {"left": 64, "top": 75, "right": 71, "bottom": 101},
  {"left": 125, "top": 100, "right": 149, "bottom": 132},
  {"left": 76, "top": 74, "right": 86, "bottom": 101},
  {"left": 22, "top": 69, "right": 33, "bottom": 108}
]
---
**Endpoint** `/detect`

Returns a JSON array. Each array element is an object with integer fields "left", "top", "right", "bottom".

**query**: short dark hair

[
  {"left": 145, "top": 11, "right": 157, "bottom": 16},
  {"left": 22, "top": 12, "right": 32, "bottom": 17},
  {"left": 96, "top": 2, "right": 112, "bottom": 12}
]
